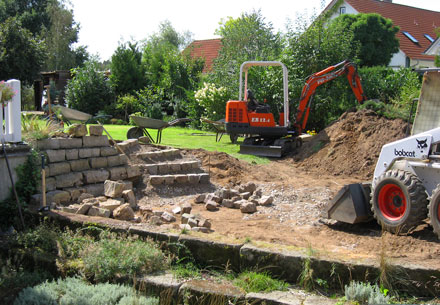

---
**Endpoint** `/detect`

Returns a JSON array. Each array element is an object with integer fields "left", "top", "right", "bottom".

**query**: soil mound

[
  {"left": 183, "top": 149, "right": 248, "bottom": 185},
  {"left": 295, "top": 109, "right": 408, "bottom": 179}
]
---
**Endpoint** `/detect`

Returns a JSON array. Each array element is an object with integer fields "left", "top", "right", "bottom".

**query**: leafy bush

[
  {"left": 345, "top": 281, "right": 390, "bottom": 304},
  {"left": 194, "top": 82, "right": 230, "bottom": 121},
  {"left": 233, "top": 271, "right": 289, "bottom": 293},
  {"left": 14, "top": 277, "right": 159, "bottom": 305},
  {"left": 65, "top": 60, "right": 115, "bottom": 116}
]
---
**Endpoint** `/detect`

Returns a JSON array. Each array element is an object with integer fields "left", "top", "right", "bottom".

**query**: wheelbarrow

[
  {"left": 127, "top": 115, "right": 191, "bottom": 144},
  {"left": 200, "top": 118, "right": 226, "bottom": 142},
  {"left": 50, "top": 105, "right": 111, "bottom": 125}
]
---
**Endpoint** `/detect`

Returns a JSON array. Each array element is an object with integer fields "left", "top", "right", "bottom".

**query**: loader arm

[{"left": 294, "top": 60, "right": 367, "bottom": 134}]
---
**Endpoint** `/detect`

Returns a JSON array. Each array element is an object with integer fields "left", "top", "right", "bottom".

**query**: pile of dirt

[
  {"left": 183, "top": 149, "right": 248, "bottom": 185},
  {"left": 295, "top": 109, "right": 409, "bottom": 180}
]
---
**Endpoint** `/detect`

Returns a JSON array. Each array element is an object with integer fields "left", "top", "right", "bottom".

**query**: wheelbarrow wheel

[{"left": 127, "top": 127, "right": 143, "bottom": 139}]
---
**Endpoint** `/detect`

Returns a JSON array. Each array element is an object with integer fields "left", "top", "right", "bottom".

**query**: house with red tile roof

[
  {"left": 322, "top": 0, "right": 440, "bottom": 68},
  {"left": 185, "top": 38, "right": 222, "bottom": 72}
]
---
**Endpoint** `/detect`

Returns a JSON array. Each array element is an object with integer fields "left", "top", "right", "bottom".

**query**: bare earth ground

[{"left": 136, "top": 109, "right": 440, "bottom": 270}]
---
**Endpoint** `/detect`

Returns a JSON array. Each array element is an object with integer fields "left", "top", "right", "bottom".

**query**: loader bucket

[
  {"left": 239, "top": 144, "right": 283, "bottom": 158},
  {"left": 326, "top": 183, "right": 372, "bottom": 224}
]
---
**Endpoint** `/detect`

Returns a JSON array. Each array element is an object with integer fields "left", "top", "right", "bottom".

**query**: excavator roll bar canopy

[{"left": 239, "top": 61, "right": 290, "bottom": 127}]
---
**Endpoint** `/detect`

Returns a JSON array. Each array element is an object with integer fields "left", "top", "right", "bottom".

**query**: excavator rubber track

[{"left": 239, "top": 137, "right": 298, "bottom": 158}]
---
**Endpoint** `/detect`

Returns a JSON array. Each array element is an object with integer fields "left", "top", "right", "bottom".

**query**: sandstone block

[
  {"left": 68, "top": 124, "right": 88, "bottom": 137},
  {"left": 104, "top": 180, "right": 125, "bottom": 198},
  {"left": 170, "top": 163, "right": 181, "bottom": 172},
  {"left": 82, "top": 135, "right": 109, "bottom": 147},
  {"left": 149, "top": 215, "right": 163, "bottom": 226},
  {"left": 240, "top": 192, "right": 252, "bottom": 200},
  {"left": 188, "top": 174, "right": 200, "bottom": 184},
  {"left": 122, "top": 189, "right": 136, "bottom": 208},
  {"left": 55, "top": 172, "right": 83, "bottom": 188},
  {"left": 109, "top": 166, "right": 127, "bottom": 180},
  {"left": 149, "top": 175, "right": 164, "bottom": 185},
  {"left": 163, "top": 175, "right": 175, "bottom": 185},
  {"left": 191, "top": 227, "right": 210, "bottom": 233},
  {"left": 88, "top": 125, "right": 104, "bottom": 136},
  {"left": 206, "top": 193, "right": 222, "bottom": 203},
  {"left": 221, "top": 199, "right": 234, "bottom": 208},
  {"left": 216, "top": 188, "right": 231, "bottom": 200},
  {"left": 194, "top": 194, "right": 205, "bottom": 203},
  {"left": 88, "top": 206, "right": 111, "bottom": 218},
  {"left": 99, "top": 198, "right": 123, "bottom": 212},
  {"left": 47, "top": 190, "right": 71, "bottom": 204},
  {"left": 191, "top": 161, "right": 201, "bottom": 169},
  {"left": 37, "top": 138, "right": 60, "bottom": 150},
  {"left": 182, "top": 202, "right": 192, "bottom": 214},
  {"left": 58, "top": 138, "right": 82, "bottom": 149},
  {"left": 45, "top": 177, "right": 56, "bottom": 192},
  {"left": 64, "top": 187, "right": 84, "bottom": 202},
  {"left": 62, "top": 206, "right": 78, "bottom": 213},
  {"left": 143, "top": 164, "right": 158, "bottom": 175},
  {"left": 158, "top": 163, "right": 170, "bottom": 174},
  {"left": 82, "top": 198, "right": 100, "bottom": 206},
  {"left": 70, "top": 159, "right": 90, "bottom": 172},
  {"left": 100, "top": 146, "right": 119, "bottom": 157},
  {"left": 65, "top": 149, "right": 79, "bottom": 160},
  {"left": 113, "top": 203, "right": 135, "bottom": 220},
  {"left": 83, "top": 170, "right": 109, "bottom": 184},
  {"left": 239, "top": 182, "right": 257, "bottom": 194},
  {"left": 198, "top": 218, "right": 211, "bottom": 229},
  {"left": 259, "top": 195, "right": 274, "bottom": 206},
  {"left": 83, "top": 183, "right": 104, "bottom": 197},
  {"left": 181, "top": 213, "right": 195, "bottom": 224},
  {"left": 180, "top": 161, "right": 192, "bottom": 171},
  {"left": 172, "top": 206, "right": 181, "bottom": 215},
  {"left": 119, "top": 154, "right": 129, "bottom": 165},
  {"left": 126, "top": 165, "right": 141, "bottom": 178},
  {"left": 198, "top": 173, "right": 210, "bottom": 184},
  {"left": 205, "top": 200, "right": 219, "bottom": 211},
  {"left": 161, "top": 212, "right": 176, "bottom": 223},
  {"left": 48, "top": 162, "right": 70, "bottom": 176},
  {"left": 121, "top": 180, "right": 133, "bottom": 191},
  {"left": 79, "top": 148, "right": 100, "bottom": 158},
  {"left": 179, "top": 224, "right": 191, "bottom": 231},
  {"left": 45, "top": 149, "right": 65, "bottom": 163},
  {"left": 187, "top": 218, "right": 198, "bottom": 227},
  {"left": 78, "top": 192, "right": 94, "bottom": 203},
  {"left": 76, "top": 203, "right": 93, "bottom": 215},
  {"left": 89, "top": 157, "right": 108, "bottom": 169},
  {"left": 138, "top": 136, "right": 150, "bottom": 144},
  {"left": 174, "top": 174, "right": 188, "bottom": 184},
  {"left": 240, "top": 201, "right": 257, "bottom": 213}
]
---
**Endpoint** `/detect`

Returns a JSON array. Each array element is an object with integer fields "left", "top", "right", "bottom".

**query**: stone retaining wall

[{"left": 32, "top": 131, "right": 141, "bottom": 206}]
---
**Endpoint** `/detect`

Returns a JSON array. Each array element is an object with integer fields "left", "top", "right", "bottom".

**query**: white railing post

[
  {"left": 0, "top": 99, "right": 4, "bottom": 141},
  {"left": 7, "top": 79, "right": 21, "bottom": 142}
]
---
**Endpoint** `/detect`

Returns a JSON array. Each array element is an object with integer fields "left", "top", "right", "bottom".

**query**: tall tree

[
  {"left": 110, "top": 41, "right": 146, "bottom": 96},
  {"left": 0, "top": 17, "right": 46, "bottom": 84},
  {"left": 329, "top": 13, "right": 399, "bottom": 67}
]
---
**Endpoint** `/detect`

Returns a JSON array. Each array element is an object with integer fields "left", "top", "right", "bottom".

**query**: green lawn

[{"left": 101, "top": 124, "right": 269, "bottom": 164}]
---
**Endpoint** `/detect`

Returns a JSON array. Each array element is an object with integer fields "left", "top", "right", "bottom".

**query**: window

[
  {"left": 424, "top": 34, "right": 435, "bottom": 43},
  {"left": 402, "top": 31, "right": 419, "bottom": 44},
  {"left": 339, "top": 7, "right": 346, "bottom": 15}
]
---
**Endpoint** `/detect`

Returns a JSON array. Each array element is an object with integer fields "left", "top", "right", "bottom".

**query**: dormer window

[
  {"left": 424, "top": 34, "right": 435, "bottom": 43},
  {"left": 339, "top": 7, "right": 346, "bottom": 15},
  {"left": 402, "top": 31, "right": 419, "bottom": 44}
]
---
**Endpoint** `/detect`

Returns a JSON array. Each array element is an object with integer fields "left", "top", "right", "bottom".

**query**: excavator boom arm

[{"left": 295, "top": 60, "right": 367, "bottom": 133}]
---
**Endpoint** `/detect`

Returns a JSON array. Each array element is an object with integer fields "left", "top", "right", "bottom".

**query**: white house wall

[
  {"left": 328, "top": 0, "right": 358, "bottom": 20},
  {"left": 389, "top": 49, "right": 406, "bottom": 68}
]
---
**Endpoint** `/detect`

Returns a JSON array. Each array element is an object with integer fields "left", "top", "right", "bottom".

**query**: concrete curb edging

[{"left": 48, "top": 211, "right": 440, "bottom": 297}]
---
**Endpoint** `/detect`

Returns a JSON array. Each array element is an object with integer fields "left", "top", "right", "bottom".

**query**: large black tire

[
  {"left": 371, "top": 169, "right": 428, "bottom": 234},
  {"left": 126, "top": 127, "right": 143, "bottom": 139},
  {"left": 428, "top": 185, "right": 440, "bottom": 239}
]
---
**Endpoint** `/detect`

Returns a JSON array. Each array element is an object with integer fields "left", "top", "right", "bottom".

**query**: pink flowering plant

[{"left": 0, "top": 81, "right": 16, "bottom": 106}]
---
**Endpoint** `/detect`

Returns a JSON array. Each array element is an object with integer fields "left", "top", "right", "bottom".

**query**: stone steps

[{"left": 149, "top": 173, "right": 210, "bottom": 185}]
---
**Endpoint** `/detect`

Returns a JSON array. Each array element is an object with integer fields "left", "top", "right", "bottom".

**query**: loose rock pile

[
  {"left": 195, "top": 182, "right": 274, "bottom": 214},
  {"left": 60, "top": 179, "right": 140, "bottom": 222}
]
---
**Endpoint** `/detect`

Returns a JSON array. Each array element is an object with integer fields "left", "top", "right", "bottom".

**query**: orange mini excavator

[{"left": 225, "top": 60, "right": 367, "bottom": 157}]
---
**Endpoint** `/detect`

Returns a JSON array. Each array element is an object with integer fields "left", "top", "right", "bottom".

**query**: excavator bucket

[
  {"left": 326, "top": 183, "right": 372, "bottom": 224},
  {"left": 239, "top": 144, "right": 284, "bottom": 158}
]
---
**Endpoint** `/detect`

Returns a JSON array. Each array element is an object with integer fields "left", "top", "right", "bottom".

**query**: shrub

[
  {"left": 233, "top": 271, "right": 289, "bottom": 293},
  {"left": 194, "top": 82, "right": 230, "bottom": 121},
  {"left": 57, "top": 230, "right": 169, "bottom": 282},
  {"left": 345, "top": 281, "right": 390, "bottom": 304},
  {"left": 14, "top": 277, "right": 159, "bottom": 305},
  {"left": 21, "top": 115, "right": 63, "bottom": 141}
]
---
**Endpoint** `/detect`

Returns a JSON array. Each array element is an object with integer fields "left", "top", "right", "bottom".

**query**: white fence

[{"left": 0, "top": 79, "right": 21, "bottom": 143}]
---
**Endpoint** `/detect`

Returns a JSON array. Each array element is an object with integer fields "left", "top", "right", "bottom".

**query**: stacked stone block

[
  {"left": 32, "top": 130, "right": 141, "bottom": 206},
  {"left": 134, "top": 148, "right": 210, "bottom": 186}
]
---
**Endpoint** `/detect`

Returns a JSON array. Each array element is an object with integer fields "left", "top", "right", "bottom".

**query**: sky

[{"left": 69, "top": 0, "right": 440, "bottom": 61}]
